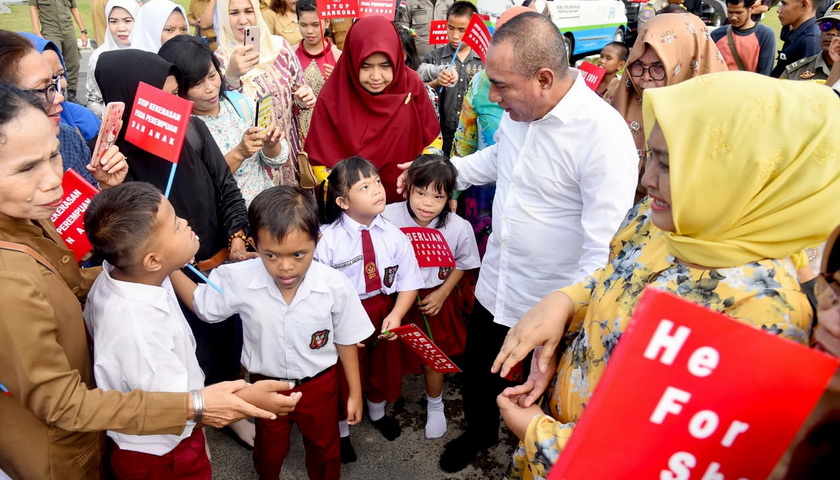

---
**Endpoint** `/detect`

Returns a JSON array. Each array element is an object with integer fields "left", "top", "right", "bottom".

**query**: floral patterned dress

[{"left": 507, "top": 198, "right": 813, "bottom": 480}]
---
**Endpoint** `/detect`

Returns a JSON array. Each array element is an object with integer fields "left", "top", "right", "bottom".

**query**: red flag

[
  {"left": 358, "top": 0, "right": 394, "bottom": 18},
  {"left": 317, "top": 0, "right": 359, "bottom": 19},
  {"left": 548, "top": 288, "right": 837, "bottom": 480},
  {"left": 390, "top": 324, "right": 461, "bottom": 373},
  {"left": 429, "top": 19, "right": 448, "bottom": 45},
  {"left": 51, "top": 169, "right": 99, "bottom": 261},
  {"left": 461, "top": 13, "right": 492, "bottom": 62},
  {"left": 124, "top": 82, "right": 192, "bottom": 164},
  {"left": 578, "top": 62, "right": 606, "bottom": 92}
]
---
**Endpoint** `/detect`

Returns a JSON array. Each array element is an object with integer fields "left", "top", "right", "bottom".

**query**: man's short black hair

[
  {"left": 603, "top": 41, "right": 630, "bottom": 61},
  {"left": 447, "top": 1, "right": 478, "bottom": 19}
]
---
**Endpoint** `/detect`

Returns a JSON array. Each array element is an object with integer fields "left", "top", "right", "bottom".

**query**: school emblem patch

[
  {"left": 310, "top": 329, "right": 330, "bottom": 350},
  {"left": 365, "top": 261, "right": 377, "bottom": 280},
  {"left": 383, "top": 265, "right": 398, "bottom": 288},
  {"left": 438, "top": 267, "right": 453, "bottom": 280}
]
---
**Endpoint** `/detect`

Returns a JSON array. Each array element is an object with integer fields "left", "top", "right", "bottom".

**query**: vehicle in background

[{"left": 621, "top": 0, "right": 725, "bottom": 44}]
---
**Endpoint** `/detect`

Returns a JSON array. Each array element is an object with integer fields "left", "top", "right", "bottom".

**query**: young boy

[
  {"left": 596, "top": 41, "right": 629, "bottom": 98},
  {"left": 171, "top": 186, "right": 374, "bottom": 480},
  {"left": 83, "top": 182, "right": 294, "bottom": 479},
  {"left": 711, "top": 0, "right": 777, "bottom": 75},
  {"left": 419, "top": 1, "right": 482, "bottom": 156}
]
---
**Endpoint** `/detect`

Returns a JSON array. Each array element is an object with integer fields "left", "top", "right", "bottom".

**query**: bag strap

[
  {"left": 726, "top": 26, "right": 748, "bottom": 71},
  {"left": 0, "top": 240, "right": 62, "bottom": 277}
]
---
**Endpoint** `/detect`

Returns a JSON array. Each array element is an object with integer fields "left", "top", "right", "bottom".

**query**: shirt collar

[
  {"left": 339, "top": 212, "right": 385, "bottom": 237},
  {"left": 102, "top": 261, "right": 174, "bottom": 312},
  {"left": 248, "top": 257, "right": 330, "bottom": 301},
  {"left": 537, "top": 69, "right": 588, "bottom": 126},
  {"left": 787, "top": 17, "right": 817, "bottom": 41},
  {"left": 440, "top": 44, "right": 481, "bottom": 62}
]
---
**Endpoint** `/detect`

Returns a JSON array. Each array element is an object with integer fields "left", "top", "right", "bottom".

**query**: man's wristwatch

[{"left": 80, "top": 29, "right": 88, "bottom": 34}]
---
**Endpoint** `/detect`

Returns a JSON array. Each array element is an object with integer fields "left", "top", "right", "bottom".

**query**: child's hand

[
  {"left": 379, "top": 314, "right": 402, "bottom": 341},
  {"left": 262, "top": 124, "right": 284, "bottom": 148},
  {"left": 294, "top": 85, "right": 316, "bottom": 109},
  {"left": 237, "top": 126, "right": 264, "bottom": 159},
  {"left": 346, "top": 393, "right": 363, "bottom": 425},
  {"left": 496, "top": 391, "right": 543, "bottom": 441},
  {"left": 418, "top": 289, "right": 448, "bottom": 316},
  {"left": 236, "top": 380, "right": 301, "bottom": 416},
  {"left": 324, "top": 63, "right": 334, "bottom": 78},
  {"left": 436, "top": 67, "right": 458, "bottom": 87}
]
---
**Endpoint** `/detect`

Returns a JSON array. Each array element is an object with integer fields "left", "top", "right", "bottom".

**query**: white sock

[
  {"left": 425, "top": 394, "right": 447, "bottom": 439},
  {"left": 338, "top": 420, "right": 350, "bottom": 438},
  {"left": 367, "top": 399, "right": 386, "bottom": 421}
]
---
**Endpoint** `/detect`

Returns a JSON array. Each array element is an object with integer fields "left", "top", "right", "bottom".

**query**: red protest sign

[
  {"left": 358, "top": 0, "right": 394, "bottom": 18},
  {"left": 461, "top": 13, "right": 492, "bottom": 62},
  {"left": 400, "top": 227, "right": 455, "bottom": 268},
  {"left": 317, "top": 0, "right": 359, "bottom": 19},
  {"left": 124, "top": 82, "right": 192, "bottom": 164},
  {"left": 578, "top": 61, "right": 606, "bottom": 92},
  {"left": 429, "top": 19, "right": 448, "bottom": 45},
  {"left": 391, "top": 324, "right": 461, "bottom": 373},
  {"left": 549, "top": 288, "right": 837, "bottom": 480},
  {"left": 51, "top": 169, "right": 99, "bottom": 261}
]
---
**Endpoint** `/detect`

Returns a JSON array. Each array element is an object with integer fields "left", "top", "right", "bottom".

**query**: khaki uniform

[
  {"left": 637, "top": 0, "right": 684, "bottom": 31},
  {"left": 189, "top": 0, "right": 218, "bottom": 51},
  {"left": 328, "top": 17, "right": 353, "bottom": 50},
  {"left": 0, "top": 218, "right": 188, "bottom": 480},
  {"left": 781, "top": 52, "right": 832, "bottom": 82},
  {"left": 91, "top": 0, "right": 106, "bottom": 47},
  {"left": 29, "top": 0, "right": 81, "bottom": 91},
  {"left": 397, "top": 0, "right": 453, "bottom": 58}
]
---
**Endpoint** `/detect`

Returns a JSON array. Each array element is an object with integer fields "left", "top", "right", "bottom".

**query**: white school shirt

[
  {"left": 192, "top": 259, "right": 374, "bottom": 379},
  {"left": 83, "top": 262, "right": 204, "bottom": 455},
  {"left": 383, "top": 202, "right": 481, "bottom": 289},
  {"left": 315, "top": 213, "right": 425, "bottom": 299},
  {"left": 451, "top": 69, "right": 638, "bottom": 328}
]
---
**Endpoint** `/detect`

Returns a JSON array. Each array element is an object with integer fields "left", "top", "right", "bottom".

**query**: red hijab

[{"left": 306, "top": 16, "right": 440, "bottom": 202}]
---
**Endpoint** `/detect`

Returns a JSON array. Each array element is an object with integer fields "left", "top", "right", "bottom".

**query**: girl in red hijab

[{"left": 306, "top": 15, "right": 441, "bottom": 203}]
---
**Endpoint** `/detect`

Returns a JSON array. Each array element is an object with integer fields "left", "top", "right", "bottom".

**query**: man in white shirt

[{"left": 400, "top": 12, "right": 638, "bottom": 473}]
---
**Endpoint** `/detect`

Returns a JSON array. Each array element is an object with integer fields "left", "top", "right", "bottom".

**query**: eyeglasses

[
  {"left": 26, "top": 76, "right": 61, "bottom": 106},
  {"left": 819, "top": 19, "right": 840, "bottom": 32},
  {"left": 628, "top": 62, "right": 667, "bottom": 81}
]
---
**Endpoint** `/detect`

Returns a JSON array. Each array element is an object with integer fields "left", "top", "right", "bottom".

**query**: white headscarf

[
  {"left": 89, "top": 0, "right": 141, "bottom": 70},
  {"left": 129, "top": 0, "right": 188, "bottom": 53}
]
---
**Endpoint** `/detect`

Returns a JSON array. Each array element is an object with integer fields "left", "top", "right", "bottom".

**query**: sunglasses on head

[{"left": 819, "top": 19, "right": 840, "bottom": 32}]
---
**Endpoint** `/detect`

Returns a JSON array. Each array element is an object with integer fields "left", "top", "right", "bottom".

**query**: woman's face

[
  {"left": 298, "top": 11, "right": 324, "bottom": 48},
  {"left": 160, "top": 10, "right": 189, "bottom": 45},
  {"left": 16, "top": 51, "right": 64, "bottom": 129},
  {"left": 0, "top": 106, "right": 64, "bottom": 222},
  {"left": 41, "top": 50, "right": 67, "bottom": 92},
  {"left": 108, "top": 6, "right": 135, "bottom": 46},
  {"left": 229, "top": 0, "right": 257, "bottom": 43},
  {"left": 641, "top": 123, "right": 675, "bottom": 232},
  {"left": 359, "top": 53, "right": 393, "bottom": 94},
  {"left": 814, "top": 274, "right": 840, "bottom": 387},
  {"left": 185, "top": 64, "right": 222, "bottom": 115},
  {"left": 630, "top": 46, "right": 667, "bottom": 94}
]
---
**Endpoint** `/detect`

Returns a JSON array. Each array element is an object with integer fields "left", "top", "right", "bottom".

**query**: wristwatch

[{"left": 80, "top": 29, "right": 88, "bottom": 34}]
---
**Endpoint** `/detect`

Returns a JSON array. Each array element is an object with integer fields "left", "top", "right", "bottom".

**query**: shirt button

[{"left": 60, "top": 255, "right": 71, "bottom": 264}]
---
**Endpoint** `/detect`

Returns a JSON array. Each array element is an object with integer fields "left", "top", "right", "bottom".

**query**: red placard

[
  {"left": 429, "top": 19, "right": 448, "bottom": 45},
  {"left": 400, "top": 227, "right": 455, "bottom": 268},
  {"left": 124, "top": 82, "right": 193, "bottom": 164},
  {"left": 578, "top": 61, "right": 606, "bottom": 92},
  {"left": 549, "top": 288, "right": 837, "bottom": 480},
  {"left": 358, "top": 0, "right": 394, "bottom": 18},
  {"left": 317, "top": 0, "right": 359, "bottom": 19},
  {"left": 391, "top": 324, "right": 461, "bottom": 373},
  {"left": 51, "top": 169, "right": 99, "bottom": 261},
  {"left": 461, "top": 13, "right": 492, "bottom": 62}
]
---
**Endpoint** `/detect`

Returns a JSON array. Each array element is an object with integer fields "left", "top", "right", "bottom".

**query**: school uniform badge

[
  {"left": 438, "top": 267, "right": 453, "bottom": 280},
  {"left": 383, "top": 265, "right": 398, "bottom": 288},
  {"left": 365, "top": 261, "right": 377, "bottom": 279},
  {"left": 310, "top": 329, "right": 330, "bottom": 349}
]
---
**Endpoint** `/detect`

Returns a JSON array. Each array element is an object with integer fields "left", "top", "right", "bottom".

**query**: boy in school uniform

[
  {"left": 419, "top": 1, "right": 483, "bottom": 156},
  {"left": 596, "top": 41, "right": 629, "bottom": 99},
  {"left": 171, "top": 186, "right": 373, "bottom": 480},
  {"left": 82, "top": 182, "right": 293, "bottom": 480},
  {"left": 711, "top": 0, "right": 777, "bottom": 75}
]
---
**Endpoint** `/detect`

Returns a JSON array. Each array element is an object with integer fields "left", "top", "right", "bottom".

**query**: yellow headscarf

[
  {"left": 643, "top": 71, "right": 840, "bottom": 268},
  {"left": 215, "top": 0, "right": 288, "bottom": 83}
]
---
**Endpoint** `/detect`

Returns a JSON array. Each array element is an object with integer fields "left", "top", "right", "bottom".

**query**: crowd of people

[{"left": 2, "top": 0, "right": 840, "bottom": 479}]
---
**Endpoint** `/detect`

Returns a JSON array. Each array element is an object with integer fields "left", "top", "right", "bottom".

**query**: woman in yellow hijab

[{"left": 493, "top": 71, "right": 840, "bottom": 480}]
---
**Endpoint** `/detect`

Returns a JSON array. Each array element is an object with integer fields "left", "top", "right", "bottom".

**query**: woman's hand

[
  {"left": 197, "top": 380, "right": 301, "bottom": 427},
  {"left": 226, "top": 46, "right": 259, "bottom": 82},
  {"left": 394, "top": 161, "right": 414, "bottom": 197},
  {"left": 499, "top": 347, "right": 557, "bottom": 407},
  {"left": 229, "top": 235, "right": 257, "bottom": 262},
  {"left": 87, "top": 145, "right": 128, "bottom": 189},
  {"left": 294, "top": 85, "right": 316, "bottom": 109},
  {"left": 262, "top": 123, "right": 284, "bottom": 149},
  {"left": 237, "top": 126, "right": 265, "bottom": 159},
  {"left": 492, "top": 290, "right": 573, "bottom": 379},
  {"left": 497, "top": 392, "right": 544, "bottom": 441}
]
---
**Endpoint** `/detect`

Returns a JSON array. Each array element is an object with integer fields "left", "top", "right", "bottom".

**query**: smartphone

[
  {"left": 244, "top": 25, "right": 260, "bottom": 53},
  {"left": 255, "top": 95, "right": 273, "bottom": 129},
  {"left": 90, "top": 102, "right": 125, "bottom": 165}
]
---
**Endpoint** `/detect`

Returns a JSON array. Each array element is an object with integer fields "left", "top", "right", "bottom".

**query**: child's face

[
  {"left": 254, "top": 228, "right": 316, "bottom": 298},
  {"left": 298, "top": 11, "right": 325, "bottom": 48},
  {"left": 408, "top": 184, "right": 447, "bottom": 227},
  {"left": 598, "top": 46, "right": 625, "bottom": 75},
  {"left": 727, "top": 2, "right": 755, "bottom": 29},
  {"left": 186, "top": 63, "right": 222, "bottom": 115},
  {"left": 149, "top": 195, "right": 200, "bottom": 269},
  {"left": 358, "top": 53, "right": 393, "bottom": 94},
  {"left": 337, "top": 174, "right": 386, "bottom": 222},
  {"left": 447, "top": 14, "right": 471, "bottom": 51}
]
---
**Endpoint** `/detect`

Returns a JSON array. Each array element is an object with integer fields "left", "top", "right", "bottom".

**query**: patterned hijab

[{"left": 644, "top": 71, "right": 840, "bottom": 267}]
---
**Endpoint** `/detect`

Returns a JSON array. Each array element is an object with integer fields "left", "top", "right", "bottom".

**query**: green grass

[{"left": 0, "top": 0, "right": 191, "bottom": 41}]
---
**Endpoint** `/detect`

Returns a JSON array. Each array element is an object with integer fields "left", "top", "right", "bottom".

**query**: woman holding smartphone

[{"left": 215, "top": 0, "right": 315, "bottom": 188}]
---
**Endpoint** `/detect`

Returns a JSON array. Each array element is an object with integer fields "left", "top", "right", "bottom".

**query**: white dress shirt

[
  {"left": 451, "top": 69, "right": 638, "bottom": 327},
  {"left": 315, "top": 213, "right": 425, "bottom": 299},
  {"left": 383, "top": 202, "right": 481, "bottom": 288},
  {"left": 193, "top": 259, "right": 374, "bottom": 379},
  {"left": 84, "top": 262, "right": 204, "bottom": 455}
]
